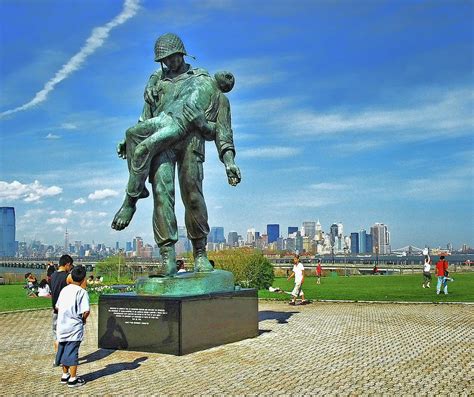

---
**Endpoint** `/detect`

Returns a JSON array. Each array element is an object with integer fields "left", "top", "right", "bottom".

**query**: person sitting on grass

[
  {"left": 38, "top": 279, "right": 52, "bottom": 298},
  {"left": 287, "top": 255, "right": 308, "bottom": 306},
  {"left": 24, "top": 272, "right": 39, "bottom": 297},
  {"left": 55, "top": 265, "right": 90, "bottom": 388}
]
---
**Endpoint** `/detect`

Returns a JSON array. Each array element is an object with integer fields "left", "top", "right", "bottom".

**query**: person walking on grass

[
  {"left": 287, "top": 255, "right": 307, "bottom": 305},
  {"left": 436, "top": 255, "right": 449, "bottom": 295},
  {"left": 422, "top": 254, "right": 432, "bottom": 288},
  {"left": 316, "top": 258, "right": 322, "bottom": 285},
  {"left": 55, "top": 265, "right": 90, "bottom": 388}
]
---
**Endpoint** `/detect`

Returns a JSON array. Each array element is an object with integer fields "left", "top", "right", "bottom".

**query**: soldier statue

[{"left": 111, "top": 33, "right": 241, "bottom": 276}]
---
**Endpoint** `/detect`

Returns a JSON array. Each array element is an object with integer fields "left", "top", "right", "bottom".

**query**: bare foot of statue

[{"left": 111, "top": 195, "right": 138, "bottom": 230}]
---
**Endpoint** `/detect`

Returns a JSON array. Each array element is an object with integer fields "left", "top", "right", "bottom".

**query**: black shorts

[{"left": 55, "top": 341, "right": 81, "bottom": 367}]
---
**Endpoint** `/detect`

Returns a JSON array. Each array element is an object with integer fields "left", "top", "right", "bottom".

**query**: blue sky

[{"left": 0, "top": 0, "right": 473, "bottom": 249}]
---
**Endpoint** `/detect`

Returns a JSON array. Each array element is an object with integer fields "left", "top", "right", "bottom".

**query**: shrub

[{"left": 208, "top": 249, "right": 274, "bottom": 289}]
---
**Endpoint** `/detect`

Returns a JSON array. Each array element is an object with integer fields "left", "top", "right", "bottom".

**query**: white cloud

[
  {"left": 84, "top": 211, "right": 108, "bottom": 218},
  {"left": 45, "top": 133, "right": 61, "bottom": 139},
  {"left": 311, "top": 183, "right": 348, "bottom": 190},
  {"left": 47, "top": 217, "right": 68, "bottom": 225},
  {"left": 23, "top": 209, "right": 45, "bottom": 218},
  {"left": 88, "top": 189, "right": 119, "bottom": 200},
  {"left": 239, "top": 146, "right": 301, "bottom": 158},
  {"left": 279, "top": 89, "right": 473, "bottom": 140},
  {"left": 0, "top": 0, "right": 140, "bottom": 119},
  {"left": 61, "top": 122, "right": 78, "bottom": 130},
  {"left": 0, "top": 180, "right": 62, "bottom": 202},
  {"left": 74, "top": 198, "right": 86, "bottom": 205}
]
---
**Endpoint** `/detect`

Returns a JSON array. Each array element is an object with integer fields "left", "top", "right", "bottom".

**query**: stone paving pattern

[{"left": 0, "top": 302, "right": 472, "bottom": 396}]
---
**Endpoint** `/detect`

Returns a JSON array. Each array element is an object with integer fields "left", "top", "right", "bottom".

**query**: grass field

[
  {"left": 1, "top": 273, "right": 472, "bottom": 312},
  {"left": 0, "top": 285, "right": 100, "bottom": 312},
  {"left": 259, "top": 273, "right": 474, "bottom": 302}
]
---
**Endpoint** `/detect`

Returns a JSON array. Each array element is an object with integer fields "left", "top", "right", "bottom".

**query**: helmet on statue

[{"left": 154, "top": 33, "right": 187, "bottom": 62}]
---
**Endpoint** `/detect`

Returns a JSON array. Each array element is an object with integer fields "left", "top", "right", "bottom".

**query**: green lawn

[
  {"left": 1, "top": 273, "right": 472, "bottom": 312},
  {"left": 259, "top": 273, "right": 474, "bottom": 302},
  {"left": 0, "top": 284, "right": 100, "bottom": 312}
]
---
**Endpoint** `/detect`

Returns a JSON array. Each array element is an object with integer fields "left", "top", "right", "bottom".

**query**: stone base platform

[{"left": 98, "top": 288, "right": 258, "bottom": 355}]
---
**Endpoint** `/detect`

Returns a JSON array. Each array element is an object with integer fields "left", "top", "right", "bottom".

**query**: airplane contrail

[{"left": 0, "top": 0, "right": 140, "bottom": 119}]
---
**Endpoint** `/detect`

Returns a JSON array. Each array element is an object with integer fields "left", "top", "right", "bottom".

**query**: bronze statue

[{"left": 112, "top": 33, "right": 241, "bottom": 276}]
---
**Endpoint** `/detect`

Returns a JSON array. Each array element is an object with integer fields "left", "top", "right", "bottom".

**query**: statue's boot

[
  {"left": 192, "top": 238, "right": 214, "bottom": 272},
  {"left": 160, "top": 245, "right": 177, "bottom": 276}
]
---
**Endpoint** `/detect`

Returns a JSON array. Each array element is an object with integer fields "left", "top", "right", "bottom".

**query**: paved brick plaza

[{"left": 0, "top": 302, "right": 472, "bottom": 396}]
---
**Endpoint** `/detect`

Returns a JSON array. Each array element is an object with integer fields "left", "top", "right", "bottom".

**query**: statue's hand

[
  {"left": 117, "top": 140, "right": 126, "bottom": 159},
  {"left": 183, "top": 103, "right": 208, "bottom": 131},
  {"left": 144, "top": 73, "right": 160, "bottom": 105},
  {"left": 225, "top": 163, "right": 241, "bottom": 186}
]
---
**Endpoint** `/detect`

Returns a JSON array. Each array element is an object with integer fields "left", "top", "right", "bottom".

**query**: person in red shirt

[
  {"left": 316, "top": 259, "right": 322, "bottom": 284},
  {"left": 435, "top": 255, "right": 449, "bottom": 295}
]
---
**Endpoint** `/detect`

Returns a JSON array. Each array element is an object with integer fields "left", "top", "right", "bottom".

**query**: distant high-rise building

[
  {"left": 209, "top": 227, "right": 225, "bottom": 243},
  {"left": 366, "top": 234, "right": 373, "bottom": 253},
  {"left": 330, "top": 223, "right": 339, "bottom": 246},
  {"left": 126, "top": 241, "right": 132, "bottom": 252},
  {"left": 64, "top": 228, "right": 69, "bottom": 252},
  {"left": 358, "top": 230, "right": 367, "bottom": 253},
  {"left": 0, "top": 207, "right": 15, "bottom": 257},
  {"left": 350, "top": 232, "right": 359, "bottom": 254},
  {"left": 316, "top": 220, "right": 322, "bottom": 241},
  {"left": 302, "top": 222, "right": 316, "bottom": 239},
  {"left": 176, "top": 226, "right": 191, "bottom": 255},
  {"left": 247, "top": 228, "right": 256, "bottom": 245},
  {"left": 295, "top": 231, "right": 303, "bottom": 254},
  {"left": 288, "top": 226, "right": 298, "bottom": 236},
  {"left": 115, "top": 241, "right": 119, "bottom": 250},
  {"left": 370, "top": 223, "right": 390, "bottom": 254},
  {"left": 337, "top": 222, "right": 344, "bottom": 237},
  {"left": 267, "top": 224, "right": 280, "bottom": 244},
  {"left": 134, "top": 237, "right": 143, "bottom": 256},
  {"left": 227, "top": 231, "right": 239, "bottom": 247}
]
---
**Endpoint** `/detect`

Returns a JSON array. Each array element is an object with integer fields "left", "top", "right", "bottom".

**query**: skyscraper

[
  {"left": 370, "top": 223, "right": 391, "bottom": 254},
  {"left": 350, "top": 232, "right": 359, "bottom": 254},
  {"left": 227, "top": 231, "right": 239, "bottom": 247},
  {"left": 246, "top": 228, "right": 256, "bottom": 245},
  {"left": 358, "top": 230, "right": 367, "bottom": 253},
  {"left": 0, "top": 207, "right": 15, "bottom": 257},
  {"left": 302, "top": 221, "right": 316, "bottom": 239},
  {"left": 330, "top": 223, "right": 339, "bottom": 246},
  {"left": 366, "top": 234, "right": 373, "bottom": 253},
  {"left": 267, "top": 224, "right": 280, "bottom": 244},
  {"left": 209, "top": 227, "right": 225, "bottom": 243},
  {"left": 288, "top": 226, "right": 298, "bottom": 236}
]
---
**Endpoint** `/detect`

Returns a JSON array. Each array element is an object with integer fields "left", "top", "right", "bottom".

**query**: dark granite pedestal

[{"left": 98, "top": 289, "right": 258, "bottom": 355}]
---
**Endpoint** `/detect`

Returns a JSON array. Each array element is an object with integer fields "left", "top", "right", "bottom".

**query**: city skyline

[
  {"left": 1, "top": 1, "right": 473, "bottom": 249},
  {"left": 4, "top": 209, "right": 469, "bottom": 254}
]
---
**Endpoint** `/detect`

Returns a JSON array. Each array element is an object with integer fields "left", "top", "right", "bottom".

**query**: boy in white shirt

[
  {"left": 287, "top": 255, "right": 307, "bottom": 305},
  {"left": 55, "top": 265, "right": 90, "bottom": 388}
]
